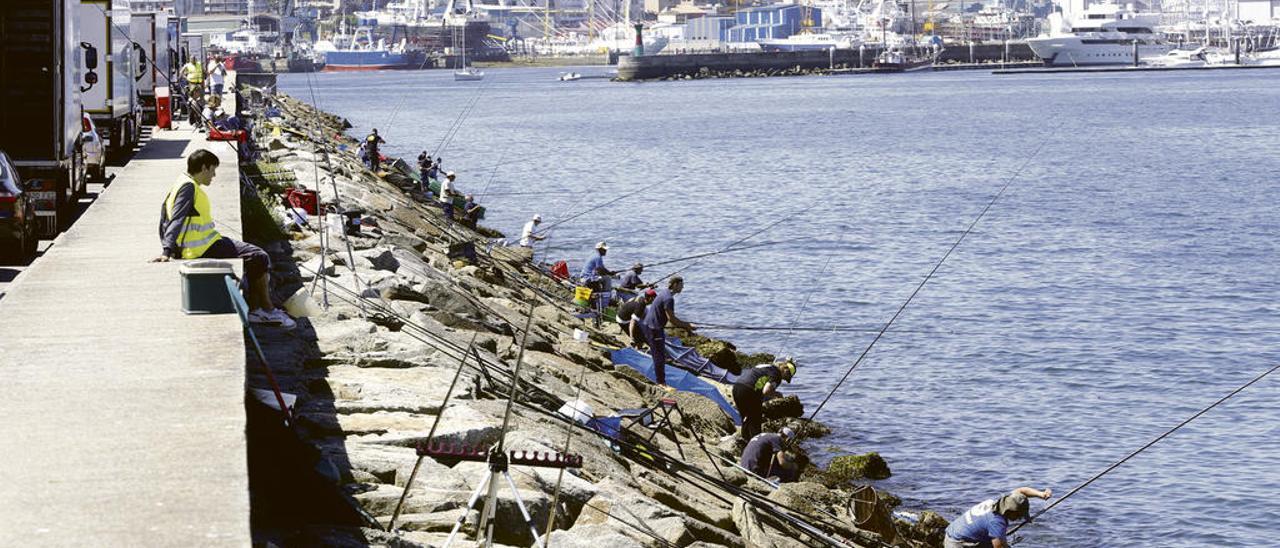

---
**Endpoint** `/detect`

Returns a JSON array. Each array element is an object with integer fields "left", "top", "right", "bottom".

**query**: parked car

[
  {"left": 0, "top": 150, "right": 39, "bottom": 263},
  {"left": 82, "top": 114, "right": 105, "bottom": 181}
]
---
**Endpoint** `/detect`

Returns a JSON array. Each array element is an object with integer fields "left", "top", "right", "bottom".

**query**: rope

[
  {"left": 1009, "top": 360, "right": 1280, "bottom": 534},
  {"left": 806, "top": 125, "right": 1058, "bottom": 423}
]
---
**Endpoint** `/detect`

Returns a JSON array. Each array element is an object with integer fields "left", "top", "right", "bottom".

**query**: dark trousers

[
  {"left": 648, "top": 331, "right": 667, "bottom": 385},
  {"left": 732, "top": 383, "right": 763, "bottom": 440}
]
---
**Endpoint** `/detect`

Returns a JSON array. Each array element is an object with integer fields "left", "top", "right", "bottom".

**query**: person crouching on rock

[
  {"left": 152, "top": 149, "right": 295, "bottom": 329},
  {"left": 732, "top": 357, "right": 796, "bottom": 440},
  {"left": 615, "top": 288, "right": 656, "bottom": 349},
  {"left": 945, "top": 487, "right": 1052, "bottom": 548},
  {"left": 740, "top": 426, "right": 798, "bottom": 483}
]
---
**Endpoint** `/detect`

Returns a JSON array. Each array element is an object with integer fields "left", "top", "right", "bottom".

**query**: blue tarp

[{"left": 610, "top": 348, "right": 742, "bottom": 425}]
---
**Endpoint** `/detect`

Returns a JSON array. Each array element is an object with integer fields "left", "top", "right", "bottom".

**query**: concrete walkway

[{"left": 0, "top": 124, "right": 250, "bottom": 544}]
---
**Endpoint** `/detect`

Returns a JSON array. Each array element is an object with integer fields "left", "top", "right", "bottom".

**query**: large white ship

[{"left": 1027, "top": 2, "right": 1174, "bottom": 66}]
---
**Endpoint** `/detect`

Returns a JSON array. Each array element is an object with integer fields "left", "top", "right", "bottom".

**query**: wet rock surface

[{"left": 242, "top": 90, "right": 945, "bottom": 547}]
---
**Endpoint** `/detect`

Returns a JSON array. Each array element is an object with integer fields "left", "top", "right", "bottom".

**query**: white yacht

[
  {"left": 1027, "top": 3, "right": 1174, "bottom": 66},
  {"left": 758, "top": 32, "right": 861, "bottom": 52}
]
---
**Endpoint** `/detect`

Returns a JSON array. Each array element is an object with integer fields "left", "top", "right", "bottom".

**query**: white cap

[
  {"left": 446, "top": 171, "right": 456, "bottom": 178},
  {"left": 780, "top": 426, "right": 795, "bottom": 440},
  {"left": 595, "top": 241, "right": 609, "bottom": 251},
  {"left": 532, "top": 214, "right": 542, "bottom": 222}
]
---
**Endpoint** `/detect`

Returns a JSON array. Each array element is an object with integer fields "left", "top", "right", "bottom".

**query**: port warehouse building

[{"left": 682, "top": 4, "right": 823, "bottom": 44}]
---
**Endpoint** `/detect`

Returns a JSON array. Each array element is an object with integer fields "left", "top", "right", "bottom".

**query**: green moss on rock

[{"left": 816, "top": 453, "right": 892, "bottom": 488}]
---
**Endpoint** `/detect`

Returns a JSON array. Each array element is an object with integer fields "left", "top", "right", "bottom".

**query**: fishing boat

[
  {"left": 318, "top": 25, "right": 413, "bottom": 72},
  {"left": 558, "top": 72, "right": 582, "bottom": 81}
]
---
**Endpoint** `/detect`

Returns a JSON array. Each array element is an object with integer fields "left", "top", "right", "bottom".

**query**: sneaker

[{"left": 249, "top": 308, "right": 296, "bottom": 329}]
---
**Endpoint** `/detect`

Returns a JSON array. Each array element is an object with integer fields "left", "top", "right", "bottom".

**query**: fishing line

[
  {"left": 775, "top": 251, "right": 837, "bottom": 357},
  {"left": 805, "top": 123, "right": 1059, "bottom": 423},
  {"left": 1009, "top": 360, "right": 1280, "bottom": 535},
  {"left": 642, "top": 235, "right": 819, "bottom": 269},
  {"left": 430, "top": 77, "right": 491, "bottom": 159},
  {"left": 652, "top": 200, "right": 821, "bottom": 285},
  {"left": 538, "top": 178, "right": 665, "bottom": 232},
  {"left": 699, "top": 323, "right": 955, "bottom": 334}
]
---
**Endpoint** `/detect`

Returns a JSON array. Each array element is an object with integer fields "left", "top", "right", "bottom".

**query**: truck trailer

[
  {"left": 130, "top": 10, "right": 173, "bottom": 125},
  {"left": 0, "top": 0, "right": 91, "bottom": 237},
  {"left": 80, "top": 0, "right": 142, "bottom": 158}
]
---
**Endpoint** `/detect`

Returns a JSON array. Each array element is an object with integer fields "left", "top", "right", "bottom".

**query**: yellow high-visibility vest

[
  {"left": 165, "top": 178, "right": 221, "bottom": 259},
  {"left": 183, "top": 62, "right": 204, "bottom": 84}
]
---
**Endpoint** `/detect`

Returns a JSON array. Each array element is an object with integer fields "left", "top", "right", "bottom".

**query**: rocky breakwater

[{"left": 243, "top": 90, "right": 949, "bottom": 547}]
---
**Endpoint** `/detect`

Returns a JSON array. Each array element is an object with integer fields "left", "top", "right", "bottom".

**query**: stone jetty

[{"left": 240, "top": 88, "right": 951, "bottom": 547}]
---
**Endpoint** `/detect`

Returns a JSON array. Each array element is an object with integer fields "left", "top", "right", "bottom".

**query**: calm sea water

[{"left": 280, "top": 67, "right": 1280, "bottom": 546}]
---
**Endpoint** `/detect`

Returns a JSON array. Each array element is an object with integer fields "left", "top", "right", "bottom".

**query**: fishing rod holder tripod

[{"left": 418, "top": 441, "right": 583, "bottom": 548}]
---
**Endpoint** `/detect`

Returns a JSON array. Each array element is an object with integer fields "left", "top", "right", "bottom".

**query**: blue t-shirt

[
  {"left": 642, "top": 288, "right": 675, "bottom": 332},
  {"left": 739, "top": 433, "right": 784, "bottom": 476},
  {"left": 580, "top": 254, "right": 607, "bottom": 281},
  {"left": 945, "top": 499, "right": 1008, "bottom": 543},
  {"left": 618, "top": 270, "right": 643, "bottom": 289}
]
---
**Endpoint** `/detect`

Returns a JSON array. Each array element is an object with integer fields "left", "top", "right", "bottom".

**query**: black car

[{"left": 0, "top": 150, "right": 38, "bottom": 263}]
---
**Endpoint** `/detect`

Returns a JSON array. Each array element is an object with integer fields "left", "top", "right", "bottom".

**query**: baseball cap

[
  {"left": 595, "top": 241, "right": 609, "bottom": 251},
  {"left": 532, "top": 214, "right": 542, "bottom": 222},
  {"left": 445, "top": 171, "right": 456, "bottom": 178},
  {"left": 644, "top": 288, "right": 657, "bottom": 298},
  {"left": 775, "top": 358, "right": 796, "bottom": 383},
  {"left": 779, "top": 426, "right": 795, "bottom": 440}
]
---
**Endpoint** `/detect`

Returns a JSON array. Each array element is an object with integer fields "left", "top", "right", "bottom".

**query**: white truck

[
  {"left": 0, "top": 0, "right": 91, "bottom": 237},
  {"left": 129, "top": 10, "right": 175, "bottom": 125},
  {"left": 79, "top": 0, "right": 142, "bottom": 158}
]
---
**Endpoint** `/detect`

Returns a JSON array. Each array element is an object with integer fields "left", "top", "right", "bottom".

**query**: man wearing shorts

[{"left": 153, "top": 149, "right": 294, "bottom": 328}]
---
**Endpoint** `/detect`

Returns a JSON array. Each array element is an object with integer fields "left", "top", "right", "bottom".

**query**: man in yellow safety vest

[{"left": 152, "top": 149, "right": 294, "bottom": 328}]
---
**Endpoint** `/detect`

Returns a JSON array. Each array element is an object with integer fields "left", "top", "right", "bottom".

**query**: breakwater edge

[{"left": 248, "top": 88, "right": 950, "bottom": 546}]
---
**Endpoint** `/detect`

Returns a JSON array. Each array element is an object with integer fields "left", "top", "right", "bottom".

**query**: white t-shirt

[
  {"left": 520, "top": 221, "right": 539, "bottom": 247},
  {"left": 438, "top": 178, "right": 453, "bottom": 203},
  {"left": 207, "top": 61, "right": 225, "bottom": 86}
]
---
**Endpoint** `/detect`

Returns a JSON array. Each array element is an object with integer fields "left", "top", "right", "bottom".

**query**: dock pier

[{"left": 0, "top": 95, "right": 250, "bottom": 542}]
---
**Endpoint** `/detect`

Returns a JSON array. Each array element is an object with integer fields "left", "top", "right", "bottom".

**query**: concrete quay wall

[{"left": 616, "top": 43, "right": 1038, "bottom": 80}]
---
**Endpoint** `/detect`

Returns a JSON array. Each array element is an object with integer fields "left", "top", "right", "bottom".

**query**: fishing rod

[
  {"left": 805, "top": 127, "right": 1057, "bottom": 423},
  {"left": 642, "top": 235, "right": 819, "bottom": 269},
  {"left": 291, "top": 259, "right": 875, "bottom": 547},
  {"left": 1008, "top": 359, "right": 1280, "bottom": 535}
]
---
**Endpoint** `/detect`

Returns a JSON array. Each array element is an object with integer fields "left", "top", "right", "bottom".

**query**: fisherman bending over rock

[
  {"left": 615, "top": 288, "right": 656, "bottom": 349},
  {"left": 945, "top": 487, "right": 1052, "bottom": 548},
  {"left": 740, "top": 426, "right": 798, "bottom": 483},
  {"left": 152, "top": 149, "right": 295, "bottom": 329},
  {"left": 732, "top": 357, "right": 796, "bottom": 440}
]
